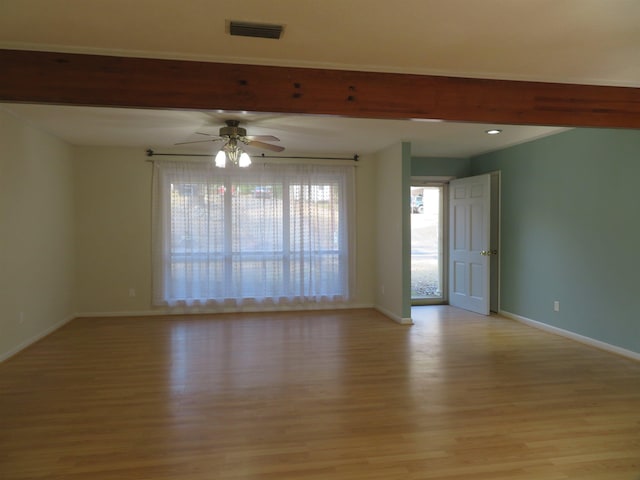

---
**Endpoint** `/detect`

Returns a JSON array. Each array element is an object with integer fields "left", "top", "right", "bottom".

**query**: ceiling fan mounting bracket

[{"left": 219, "top": 120, "right": 246, "bottom": 139}]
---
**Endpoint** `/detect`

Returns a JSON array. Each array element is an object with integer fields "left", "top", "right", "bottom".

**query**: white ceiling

[
  {"left": 0, "top": 103, "right": 569, "bottom": 158},
  {"left": 2, "top": 0, "right": 638, "bottom": 86},
  {"left": 2, "top": 0, "right": 636, "bottom": 157}
]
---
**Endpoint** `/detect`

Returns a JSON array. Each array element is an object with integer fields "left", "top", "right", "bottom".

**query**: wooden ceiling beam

[{"left": 1, "top": 49, "right": 640, "bottom": 128}]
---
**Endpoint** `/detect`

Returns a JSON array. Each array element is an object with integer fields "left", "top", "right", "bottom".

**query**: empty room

[{"left": 2, "top": 2, "right": 640, "bottom": 479}]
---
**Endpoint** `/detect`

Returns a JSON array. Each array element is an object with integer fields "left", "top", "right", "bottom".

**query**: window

[{"left": 152, "top": 161, "right": 355, "bottom": 307}]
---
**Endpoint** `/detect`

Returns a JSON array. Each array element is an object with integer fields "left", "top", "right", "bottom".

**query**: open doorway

[
  {"left": 410, "top": 183, "right": 447, "bottom": 305},
  {"left": 411, "top": 172, "right": 499, "bottom": 312}
]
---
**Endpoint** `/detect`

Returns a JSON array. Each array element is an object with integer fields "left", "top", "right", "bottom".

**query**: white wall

[
  {"left": 74, "top": 147, "right": 377, "bottom": 315},
  {"left": 0, "top": 108, "right": 76, "bottom": 360},
  {"left": 74, "top": 147, "right": 153, "bottom": 314},
  {"left": 373, "top": 143, "right": 410, "bottom": 323}
]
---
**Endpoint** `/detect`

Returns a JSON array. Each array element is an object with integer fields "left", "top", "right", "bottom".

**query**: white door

[{"left": 449, "top": 174, "right": 491, "bottom": 315}]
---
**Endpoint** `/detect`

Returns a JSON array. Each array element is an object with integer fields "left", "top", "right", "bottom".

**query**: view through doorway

[{"left": 411, "top": 184, "right": 446, "bottom": 304}]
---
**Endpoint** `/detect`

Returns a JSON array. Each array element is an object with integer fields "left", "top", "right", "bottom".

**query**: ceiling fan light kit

[{"left": 215, "top": 139, "right": 252, "bottom": 168}]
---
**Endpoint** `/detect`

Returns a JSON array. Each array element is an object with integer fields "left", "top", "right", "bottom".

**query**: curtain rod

[{"left": 146, "top": 149, "right": 359, "bottom": 162}]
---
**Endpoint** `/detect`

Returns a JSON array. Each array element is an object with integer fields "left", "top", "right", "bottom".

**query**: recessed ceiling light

[
  {"left": 409, "top": 118, "right": 444, "bottom": 123},
  {"left": 486, "top": 129, "right": 502, "bottom": 135}
]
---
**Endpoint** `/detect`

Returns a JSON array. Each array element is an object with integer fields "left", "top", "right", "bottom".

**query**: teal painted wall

[
  {"left": 471, "top": 128, "right": 640, "bottom": 354},
  {"left": 411, "top": 156, "right": 471, "bottom": 177}
]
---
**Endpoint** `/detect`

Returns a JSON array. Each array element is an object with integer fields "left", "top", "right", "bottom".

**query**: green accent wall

[
  {"left": 471, "top": 128, "right": 640, "bottom": 354},
  {"left": 411, "top": 156, "right": 471, "bottom": 177}
]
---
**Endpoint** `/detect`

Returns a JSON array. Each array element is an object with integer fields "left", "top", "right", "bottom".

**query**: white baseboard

[
  {"left": 75, "top": 309, "right": 158, "bottom": 318},
  {"left": 375, "top": 305, "right": 413, "bottom": 325},
  {"left": 75, "top": 302, "right": 376, "bottom": 318},
  {"left": 0, "top": 315, "right": 75, "bottom": 363},
  {"left": 500, "top": 310, "right": 640, "bottom": 362}
]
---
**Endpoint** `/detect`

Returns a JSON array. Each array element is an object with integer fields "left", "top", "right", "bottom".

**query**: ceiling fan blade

[
  {"left": 245, "top": 135, "right": 280, "bottom": 142},
  {"left": 195, "top": 132, "right": 220, "bottom": 137},
  {"left": 246, "top": 140, "right": 285, "bottom": 152},
  {"left": 174, "top": 139, "right": 220, "bottom": 145}
]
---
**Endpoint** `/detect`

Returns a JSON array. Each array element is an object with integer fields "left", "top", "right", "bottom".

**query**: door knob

[{"left": 480, "top": 250, "right": 497, "bottom": 256}]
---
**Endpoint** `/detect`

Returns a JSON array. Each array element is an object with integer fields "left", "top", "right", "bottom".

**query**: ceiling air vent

[{"left": 229, "top": 21, "right": 284, "bottom": 39}]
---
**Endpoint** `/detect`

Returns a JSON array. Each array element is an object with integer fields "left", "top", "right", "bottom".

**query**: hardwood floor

[{"left": 1, "top": 307, "right": 639, "bottom": 479}]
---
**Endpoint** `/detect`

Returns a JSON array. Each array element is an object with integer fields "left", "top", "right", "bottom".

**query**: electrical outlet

[
  {"left": 381, "top": 285, "right": 385, "bottom": 295},
  {"left": 129, "top": 288, "right": 136, "bottom": 297},
  {"left": 19, "top": 311, "right": 24, "bottom": 323},
  {"left": 553, "top": 301, "right": 560, "bottom": 312}
]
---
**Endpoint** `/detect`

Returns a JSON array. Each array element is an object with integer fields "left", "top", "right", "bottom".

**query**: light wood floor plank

[{"left": 1, "top": 307, "right": 639, "bottom": 479}]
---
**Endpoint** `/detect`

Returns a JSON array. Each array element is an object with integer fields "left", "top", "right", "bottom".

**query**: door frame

[
  {"left": 489, "top": 171, "right": 501, "bottom": 313},
  {"left": 410, "top": 176, "right": 453, "bottom": 306},
  {"left": 410, "top": 173, "right": 500, "bottom": 312}
]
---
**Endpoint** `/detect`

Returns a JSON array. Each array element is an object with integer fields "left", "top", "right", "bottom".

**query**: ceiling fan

[
  {"left": 176, "top": 119, "right": 285, "bottom": 152},
  {"left": 175, "top": 119, "right": 284, "bottom": 168}
]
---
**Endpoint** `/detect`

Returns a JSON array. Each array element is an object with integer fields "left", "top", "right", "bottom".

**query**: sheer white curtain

[{"left": 152, "top": 160, "right": 355, "bottom": 308}]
